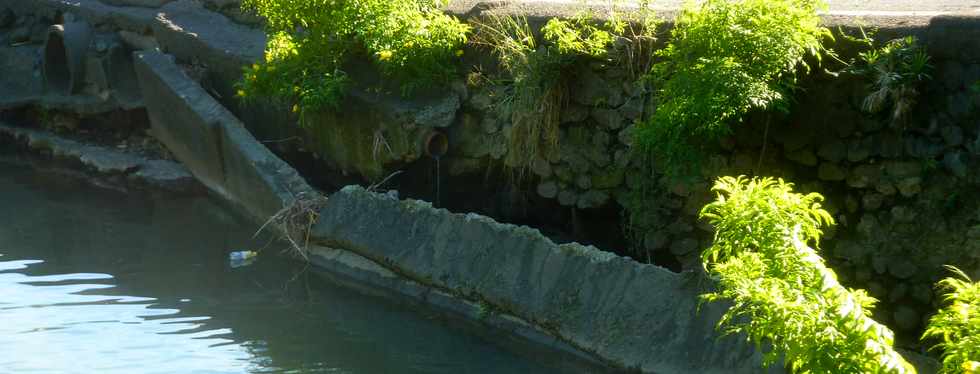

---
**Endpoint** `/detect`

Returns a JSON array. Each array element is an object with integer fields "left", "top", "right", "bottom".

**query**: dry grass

[
  {"left": 472, "top": 11, "right": 566, "bottom": 180},
  {"left": 256, "top": 193, "right": 329, "bottom": 261}
]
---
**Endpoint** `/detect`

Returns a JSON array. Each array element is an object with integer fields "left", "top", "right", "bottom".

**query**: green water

[{"left": 0, "top": 160, "right": 562, "bottom": 373}]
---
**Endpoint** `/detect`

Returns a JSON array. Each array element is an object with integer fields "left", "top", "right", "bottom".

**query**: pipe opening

[
  {"left": 423, "top": 131, "right": 448, "bottom": 158},
  {"left": 43, "top": 26, "right": 70, "bottom": 95},
  {"left": 108, "top": 45, "right": 141, "bottom": 105}
]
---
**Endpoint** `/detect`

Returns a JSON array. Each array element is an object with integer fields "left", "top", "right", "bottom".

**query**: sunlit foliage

[
  {"left": 237, "top": 0, "right": 470, "bottom": 124},
  {"left": 636, "top": 0, "right": 832, "bottom": 177},
  {"left": 700, "top": 176, "right": 916, "bottom": 373},
  {"left": 923, "top": 266, "right": 980, "bottom": 374}
]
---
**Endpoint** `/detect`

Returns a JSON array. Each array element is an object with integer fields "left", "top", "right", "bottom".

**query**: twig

[{"left": 367, "top": 170, "right": 404, "bottom": 192}]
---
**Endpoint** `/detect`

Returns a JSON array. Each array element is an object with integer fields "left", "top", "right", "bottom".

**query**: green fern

[
  {"left": 237, "top": 0, "right": 469, "bottom": 125},
  {"left": 700, "top": 176, "right": 916, "bottom": 373},
  {"left": 637, "top": 0, "right": 832, "bottom": 177},
  {"left": 922, "top": 266, "right": 980, "bottom": 374}
]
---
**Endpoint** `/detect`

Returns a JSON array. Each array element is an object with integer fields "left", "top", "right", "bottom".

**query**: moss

[{"left": 303, "top": 110, "right": 417, "bottom": 181}]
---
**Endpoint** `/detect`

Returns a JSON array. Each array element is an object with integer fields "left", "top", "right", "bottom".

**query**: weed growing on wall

[
  {"left": 699, "top": 176, "right": 916, "bottom": 373},
  {"left": 474, "top": 3, "right": 656, "bottom": 177},
  {"left": 922, "top": 266, "right": 980, "bottom": 373},
  {"left": 237, "top": 0, "right": 469, "bottom": 125},
  {"left": 636, "top": 0, "right": 831, "bottom": 177},
  {"left": 856, "top": 36, "right": 933, "bottom": 127}
]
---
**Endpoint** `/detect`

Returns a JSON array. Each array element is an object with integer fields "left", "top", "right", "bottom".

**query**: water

[{"left": 0, "top": 160, "right": 562, "bottom": 373}]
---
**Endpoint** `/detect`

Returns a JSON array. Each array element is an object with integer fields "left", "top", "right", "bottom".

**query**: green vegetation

[
  {"left": 856, "top": 36, "right": 933, "bottom": 126},
  {"left": 636, "top": 0, "right": 831, "bottom": 177},
  {"left": 923, "top": 266, "right": 980, "bottom": 373},
  {"left": 473, "top": 5, "right": 655, "bottom": 176},
  {"left": 699, "top": 176, "right": 915, "bottom": 373},
  {"left": 237, "top": 0, "right": 469, "bottom": 125}
]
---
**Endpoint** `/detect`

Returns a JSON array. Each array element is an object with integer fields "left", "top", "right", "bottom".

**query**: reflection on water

[{"left": 0, "top": 160, "right": 559, "bottom": 373}]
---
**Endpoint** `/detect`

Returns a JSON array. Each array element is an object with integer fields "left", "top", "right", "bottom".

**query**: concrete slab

[{"left": 133, "top": 50, "right": 313, "bottom": 221}]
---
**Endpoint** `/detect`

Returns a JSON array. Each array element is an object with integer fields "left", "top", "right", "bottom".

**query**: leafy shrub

[
  {"left": 922, "top": 266, "right": 980, "bottom": 373},
  {"left": 636, "top": 0, "right": 831, "bottom": 177},
  {"left": 473, "top": 9, "right": 634, "bottom": 175},
  {"left": 856, "top": 36, "right": 932, "bottom": 126},
  {"left": 699, "top": 176, "right": 915, "bottom": 373},
  {"left": 237, "top": 0, "right": 469, "bottom": 125}
]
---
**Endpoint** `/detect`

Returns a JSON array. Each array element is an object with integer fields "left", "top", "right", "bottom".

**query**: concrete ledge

[
  {"left": 0, "top": 122, "right": 197, "bottom": 191},
  {"left": 311, "top": 186, "right": 768, "bottom": 373},
  {"left": 132, "top": 50, "right": 312, "bottom": 222}
]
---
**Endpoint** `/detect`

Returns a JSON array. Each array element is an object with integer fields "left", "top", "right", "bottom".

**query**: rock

[
  {"left": 613, "top": 149, "right": 630, "bottom": 168},
  {"left": 875, "top": 181, "right": 897, "bottom": 196},
  {"left": 561, "top": 104, "right": 589, "bottom": 124},
  {"left": 558, "top": 189, "right": 578, "bottom": 206},
  {"left": 893, "top": 306, "right": 921, "bottom": 331},
  {"left": 878, "top": 133, "right": 904, "bottom": 158},
  {"left": 889, "top": 260, "right": 918, "bottom": 279},
  {"left": 592, "top": 169, "right": 625, "bottom": 189},
  {"left": 568, "top": 153, "right": 590, "bottom": 174},
  {"left": 618, "top": 125, "right": 634, "bottom": 146},
  {"left": 905, "top": 137, "right": 943, "bottom": 158},
  {"left": 847, "top": 137, "right": 872, "bottom": 162},
  {"left": 575, "top": 175, "right": 592, "bottom": 190},
  {"left": 941, "top": 126, "right": 964, "bottom": 147},
  {"left": 537, "top": 181, "right": 559, "bottom": 199},
  {"left": 481, "top": 115, "right": 500, "bottom": 134},
  {"left": 592, "top": 131, "right": 612, "bottom": 148},
  {"left": 667, "top": 220, "right": 694, "bottom": 235},
  {"left": 847, "top": 164, "right": 882, "bottom": 188},
  {"left": 786, "top": 148, "right": 818, "bottom": 166},
  {"left": 531, "top": 157, "right": 552, "bottom": 178},
  {"left": 891, "top": 205, "right": 918, "bottom": 223},
  {"left": 872, "top": 256, "right": 888, "bottom": 275},
  {"left": 571, "top": 68, "right": 623, "bottom": 108},
  {"left": 643, "top": 230, "right": 669, "bottom": 251},
  {"left": 833, "top": 240, "right": 870, "bottom": 262},
  {"left": 10, "top": 26, "right": 30, "bottom": 43},
  {"left": 859, "top": 117, "right": 885, "bottom": 133},
  {"left": 448, "top": 158, "right": 483, "bottom": 176},
  {"left": 554, "top": 165, "right": 573, "bottom": 183},
  {"left": 818, "top": 163, "right": 846, "bottom": 181},
  {"left": 832, "top": 117, "right": 856, "bottom": 138},
  {"left": 468, "top": 91, "right": 492, "bottom": 111},
  {"left": 867, "top": 281, "right": 887, "bottom": 297},
  {"left": 591, "top": 108, "right": 624, "bottom": 130},
  {"left": 618, "top": 98, "right": 644, "bottom": 120},
  {"left": 942, "top": 151, "right": 967, "bottom": 178},
  {"left": 911, "top": 284, "right": 933, "bottom": 305},
  {"left": 947, "top": 93, "right": 972, "bottom": 120},
  {"left": 895, "top": 177, "right": 922, "bottom": 197},
  {"left": 576, "top": 190, "right": 610, "bottom": 209},
  {"left": 885, "top": 161, "right": 922, "bottom": 178},
  {"left": 862, "top": 193, "right": 885, "bottom": 211},
  {"left": 857, "top": 213, "right": 880, "bottom": 239},
  {"left": 669, "top": 238, "right": 699, "bottom": 256},
  {"left": 889, "top": 283, "right": 909, "bottom": 302},
  {"left": 818, "top": 140, "right": 847, "bottom": 162},
  {"left": 845, "top": 195, "right": 859, "bottom": 213},
  {"left": 0, "top": 9, "right": 14, "bottom": 29}
]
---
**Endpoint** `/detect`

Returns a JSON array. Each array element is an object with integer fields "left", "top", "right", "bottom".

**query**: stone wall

[{"left": 444, "top": 20, "right": 980, "bottom": 342}]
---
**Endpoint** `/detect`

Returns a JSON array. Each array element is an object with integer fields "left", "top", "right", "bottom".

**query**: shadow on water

[{"left": 0, "top": 157, "right": 584, "bottom": 373}]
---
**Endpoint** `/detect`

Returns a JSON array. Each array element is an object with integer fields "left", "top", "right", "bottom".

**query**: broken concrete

[
  {"left": 311, "top": 186, "right": 768, "bottom": 373},
  {"left": 132, "top": 50, "right": 312, "bottom": 222},
  {"left": 0, "top": 122, "right": 196, "bottom": 191}
]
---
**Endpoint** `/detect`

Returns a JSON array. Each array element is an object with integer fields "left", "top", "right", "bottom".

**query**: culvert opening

[{"left": 43, "top": 27, "right": 71, "bottom": 95}]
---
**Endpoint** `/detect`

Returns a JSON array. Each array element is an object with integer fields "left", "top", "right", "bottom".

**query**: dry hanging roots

[{"left": 256, "top": 192, "right": 329, "bottom": 261}]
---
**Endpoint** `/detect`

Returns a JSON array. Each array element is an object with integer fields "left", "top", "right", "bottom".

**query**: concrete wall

[
  {"left": 311, "top": 186, "right": 767, "bottom": 373},
  {"left": 132, "top": 50, "right": 311, "bottom": 222}
]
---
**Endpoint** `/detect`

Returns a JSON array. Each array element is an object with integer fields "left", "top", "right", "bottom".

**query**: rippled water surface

[{"left": 0, "top": 160, "right": 560, "bottom": 373}]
